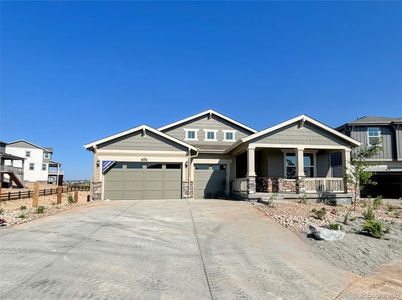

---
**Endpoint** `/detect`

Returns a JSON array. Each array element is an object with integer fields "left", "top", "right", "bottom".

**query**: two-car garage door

[{"left": 104, "top": 162, "right": 182, "bottom": 200}]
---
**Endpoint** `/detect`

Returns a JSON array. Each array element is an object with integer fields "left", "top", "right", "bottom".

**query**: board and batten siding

[
  {"left": 162, "top": 115, "right": 253, "bottom": 151},
  {"left": 251, "top": 122, "right": 350, "bottom": 147},
  {"left": 350, "top": 126, "right": 393, "bottom": 160},
  {"left": 97, "top": 130, "right": 188, "bottom": 152}
]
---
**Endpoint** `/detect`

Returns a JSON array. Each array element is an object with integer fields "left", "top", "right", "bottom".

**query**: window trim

[
  {"left": 25, "top": 151, "right": 31, "bottom": 158},
  {"left": 283, "top": 151, "right": 297, "bottom": 179},
  {"left": 43, "top": 152, "right": 50, "bottom": 159},
  {"left": 283, "top": 150, "right": 317, "bottom": 178},
  {"left": 367, "top": 127, "right": 382, "bottom": 146},
  {"left": 29, "top": 163, "right": 35, "bottom": 171},
  {"left": 184, "top": 128, "right": 199, "bottom": 141},
  {"left": 204, "top": 129, "right": 218, "bottom": 141},
  {"left": 42, "top": 163, "right": 47, "bottom": 171},
  {"left": 222, "top": 130, "right": 236, "bottom": 142}
]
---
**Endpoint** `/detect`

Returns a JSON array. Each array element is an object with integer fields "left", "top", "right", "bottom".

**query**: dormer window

[
  {"left": 204, "top": 130, "right": 218, "bottom": 141},
  {"left": 368, "top": 127, "right": 381, "bottom": 145},
  {"left": 184, "top": 129, "right": 198, "bottom": 141},
  {"left": 223, "top": 130, "right": 236, "bottom": 142}
]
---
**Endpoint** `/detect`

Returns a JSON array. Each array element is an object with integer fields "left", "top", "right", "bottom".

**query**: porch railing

[
  {"left": 0, "top": 165, "right": 24, "bottom": 176},
  {"left": 232, "top": 178, "right": 248, "bottom": 193},
  {"left": 304, "top": 177, "right": 345, "bottom": 193}
]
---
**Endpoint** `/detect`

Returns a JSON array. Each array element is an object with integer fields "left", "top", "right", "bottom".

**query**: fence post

[
  {"left": 74, "top": 191, "right": 78, "bottom": 203},
  {"left": 32, "top": 182, "right": 39, "bottom": 208},
  {"left": 56, "top": 186, "right": 62, "bottom": 205}
]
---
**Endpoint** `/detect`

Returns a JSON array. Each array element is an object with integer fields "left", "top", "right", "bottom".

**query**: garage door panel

[
  {"left": 104, "top": 163, "right": 181, "bottom": 200},
  {"left": 194, "top": 164, "right": 226, "bottom": 199}
]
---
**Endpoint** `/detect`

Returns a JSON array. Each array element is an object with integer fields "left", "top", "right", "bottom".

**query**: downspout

[{"left": 187, "top": 148, "right": 199, "bottom": 198}]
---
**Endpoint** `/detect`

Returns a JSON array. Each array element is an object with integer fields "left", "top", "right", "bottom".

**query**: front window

[
  {"left": 285, "top": 153, "right": 296, "bottom": 178},
  {"left": 205, "top": 130, "right": 217, "bottom": 141},
  {"left": 368, "top": 127, "right": 381, "bottom": 145},
  {"left": 185, "top": 129, "right": 198, "bottom": 141},
  {"left": 44, "top": 152, "right": 50, "bottom": 159},
  {"left": 29, "top": 163, "right": 34, "bottom": 170},
  {"left": 25, "top": 151, "right": 31, "bottom": 158},
  {"left": 42, "top": 164, "right": 46, "bottom": 171},
  {"left": 223, "top": 131, "right": 235, "bottom": 141},
  {"left": 304, "top": 153, "right": 315, "bottom": 177}
]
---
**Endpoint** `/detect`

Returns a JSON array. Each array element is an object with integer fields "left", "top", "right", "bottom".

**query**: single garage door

[
  {"left": 104, "top": 162, "right": 182, "bottom": 200},
  {"left": 194, "top": 164, "right": 226, "bottom": 199}
]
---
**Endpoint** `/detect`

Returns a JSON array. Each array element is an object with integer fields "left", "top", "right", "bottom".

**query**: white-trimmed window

[
  {"left": 25, "top": 151, "right": 31, "bottom": 158},
  {"left": 284, "top": 152, "right": 296, "bottom": 179},
  {"left": 368, "top": 127, "right": 381, "bottom": 145},
  {"left": 223, "top": 130, "right": 236, "bottom": 142},
  {"left": 44, "top": 152, "right": 50, "bottom": 159},
  {"left": 303, "top": 153, "right": 315, "bottom": 178},
  {"left": 29, "top": 163, "right": 34, "bottom": 170},
  {"left": 184, "top": 129, "right": 198, "bottom": 141},
  {"left": 42, "top": 164, "right": 47, "bottom": 171},
  {"left": 204, "top": 129, "right": 218, "bottom": 141}
]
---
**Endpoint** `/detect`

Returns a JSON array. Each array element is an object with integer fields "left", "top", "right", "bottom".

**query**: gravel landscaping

[
  {"left": 255, "top": 199, "right": 402, "bottom": 275},
  {"left": 0, "top": 191, "right": 91, "bottom": 227}
]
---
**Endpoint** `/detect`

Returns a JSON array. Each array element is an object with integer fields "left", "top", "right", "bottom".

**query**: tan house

[{"left": 85, "top": 110, "right": 360, "bottom": 203}]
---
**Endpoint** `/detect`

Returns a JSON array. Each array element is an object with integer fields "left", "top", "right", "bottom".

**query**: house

[
  {"left": 85, "top": 110, "right": 360, "bottom": 202},
  {"left": 0, "top": 141, "right": 26, "bottom": 188},
  {"left": 337, "top": 116, "right": 402, "bottom": 199},
  {"left": 4, "top": 140, "right": 63, "bottom": 185}
]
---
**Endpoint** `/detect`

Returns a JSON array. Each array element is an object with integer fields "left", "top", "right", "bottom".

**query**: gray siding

[
  {"left": 397, "top": 125, "right": 402, "bottom": 160},
  {"left": 252, "top": 122, "right": 350, "bottom": 147},
  {"left": 163, "top": 115, "right": 253, "bottom": 151},
  {"left": 350, "top": 126, "right": 393, "bottom": 160},
  {"left": 98, "top": 130, "right": 187, "bottom": 152}
]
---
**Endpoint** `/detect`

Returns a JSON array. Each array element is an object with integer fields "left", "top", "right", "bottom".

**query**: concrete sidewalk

[{"left": 0, "top": 199, "right": 354, "bottom": 299}]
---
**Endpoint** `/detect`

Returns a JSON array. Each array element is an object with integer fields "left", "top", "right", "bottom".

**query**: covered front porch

[{"left": 232, "top": 145, "right": 353, "bottom": 202}]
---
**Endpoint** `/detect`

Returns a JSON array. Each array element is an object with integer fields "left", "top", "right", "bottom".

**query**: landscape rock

[{"left": 309, "top": 224, "right": 345, "bottom": 241}]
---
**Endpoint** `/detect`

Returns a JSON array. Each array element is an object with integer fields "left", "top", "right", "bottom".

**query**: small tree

[{"left": 346, "top": 139, "right": 382, "bottom": 210}]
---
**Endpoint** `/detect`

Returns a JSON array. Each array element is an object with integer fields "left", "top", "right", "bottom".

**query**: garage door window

[
  {"left": 147, "top": 163, "right": 162, "bottom": 169},
  {"left": 114, "top": 163, "right": 124, "bottom": 169},
  {"left": 127, "top": 162, "right": 143, "bottom": 169},
  {"left": 195, "top": 164, "right": 209, "bottom": 170},
  {"left": 212, "top": 165, "right": 226, "bottom": 171},
  {"left": 166, "top": 164, "right": 181, "bottom": 169}
]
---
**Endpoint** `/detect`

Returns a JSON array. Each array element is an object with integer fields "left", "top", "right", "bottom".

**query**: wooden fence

[{"left": 0, "top": 186, "right": 90, "bottom": 201}]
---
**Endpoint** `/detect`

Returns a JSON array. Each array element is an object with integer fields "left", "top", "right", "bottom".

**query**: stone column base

[{"left": 247, "top": 176, "right": 256, "bottom": 194}]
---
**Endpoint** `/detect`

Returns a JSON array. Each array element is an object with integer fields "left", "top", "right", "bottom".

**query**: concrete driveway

[{"left": 0, "top": 200, "right": 353, "bottom": 299}]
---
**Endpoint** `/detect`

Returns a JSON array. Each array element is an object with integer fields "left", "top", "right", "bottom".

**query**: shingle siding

[
  {"left": 162, "top": 114, "right": 252, "bottom": 151},
  {"left": 98, "top": 130, "right": 187, "bottom": 152},
  {"left": 251, "top": 122, "right": 350, "bottom": 147}
]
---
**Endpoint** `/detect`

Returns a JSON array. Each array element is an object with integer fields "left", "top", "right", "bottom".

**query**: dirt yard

[
  {"left": 0, "top": 191, "right": 91, "bottom": 226},
  {"left": 255, "top": 199, "right": 402, "bottom": 276}
]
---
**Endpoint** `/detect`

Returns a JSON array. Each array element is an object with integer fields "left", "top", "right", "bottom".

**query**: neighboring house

[
  {"left": 85, "top": 109, "right": 360, "bottom": 203},
  {"left": 5, "top": 140, "right": 63, "bottom": 185},
  {"left": 337, "top": 116, "right": 402, "bottom": 199},
  {"left": 0, "top": 141, "right": 26, "bottom": 188}
]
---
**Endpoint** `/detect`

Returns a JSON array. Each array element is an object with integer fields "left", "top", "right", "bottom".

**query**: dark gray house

[
  {"left": 86, "top": 110, "right": 360, "bottom": 202},
  {"left": 337, "top": 116, "right": 402, "bottom": 199}
]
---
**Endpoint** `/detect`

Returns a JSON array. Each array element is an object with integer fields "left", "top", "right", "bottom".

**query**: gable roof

[
  {"left": 7, "top": 139, "right": 50, "bottom": 151},
  {"left": 158, "top": 109, "right": 257, "bottom": 133},
  {"left": 226, "top": 114, "right": 360, "bottom": 152},
  {"left": 84, "top": 125, "right": 198, "bottom": 152}
]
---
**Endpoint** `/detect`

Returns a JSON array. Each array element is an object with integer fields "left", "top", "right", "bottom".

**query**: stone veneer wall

[
  {"left": 256, "top": 177, "right": 297, "bottom": 193},
  {"left": 91, "top": 181, "right": 102, "bottom": 200},
  {"left": 182, "top": 181, "right": 194, "bottom": 198}
]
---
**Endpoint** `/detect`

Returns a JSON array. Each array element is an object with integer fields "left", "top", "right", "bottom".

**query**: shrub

[
  {"left": 298, "top": 194, "right": 308, "bottom": 204},
  {"left": 311, "top": 207, "right": 327, "bottom": 220},
  {"left": 328, "top": 223, "right": 342, "bottom": 230},
  {"left": 349, "top": 216, "right": 357, "bottom": 222},
  {"left": 36, "top": 206, "right": 45, "bottom": 214},
  {"left": 361, "top": 220, "right": 384, "bottom": 239},
  {"left": 51, "top": 201, "right": 56, "bottom": 206},
  {"left": 20, "top": 205, "right": 27, "bottom": 210},
  {"left": 67, "top": 194, "right": 74, "bottom": 204},
  {"left": 363, "top": 208, "right": 375, "bottom": 220},
  {"left": 389, "top": 209, "right": 401, "bottom": 219},
  {"left": 373, "top": 196, "right": 383, "bottom": 210},
  {"left": 17, "top": 213, "right": 26, "bottom": 219}
]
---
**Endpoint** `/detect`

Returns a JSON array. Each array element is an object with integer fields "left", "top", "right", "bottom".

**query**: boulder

[{"left": 309, "top": 224, "right": 345, "bottom": 241}]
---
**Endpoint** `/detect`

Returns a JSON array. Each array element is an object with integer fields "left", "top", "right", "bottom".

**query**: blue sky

[{"left": 1, "top": 2, "right": 401, "bottom": 179}]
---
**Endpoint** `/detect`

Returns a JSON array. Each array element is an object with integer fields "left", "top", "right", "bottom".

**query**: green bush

[
  {"left": 349, "top": 216, "right": 357, "bottom": 222},
  {"left": 20, "top": 205, "right": 27, "bottom": 210},
  {"left": 373, "top": 196, "right": 383, "bottom": 210},
  {"left": 67, "top": 194, "right": 74, "bottom": 204},
  {"left": 328, "top": 223, "right": 342, "bottom": 230},
  {"left": 17, "top": 213, "right": 26, "bottom": 219},
  {"left": 311, "top": 207, "right": 327, "bottom": 220},
  {"left": 361, "top": 220, "right": 384, "bottom": 239},
  {"left": 363, "top": 208, "right": 375, "bottom": 220},
  {"left": 36, "top": 206, "right": 45, "bottom": 214}
]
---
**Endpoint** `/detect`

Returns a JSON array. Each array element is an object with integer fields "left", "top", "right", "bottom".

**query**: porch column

[
  {"left": 247, "top": 146, "right": 256, "bottom": 194},
  {"left": 342, "top": 149, "right": 354, "bottom": 194},
  {"left": 296, "top": 147, "right": 305, "bottom": 194}
]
